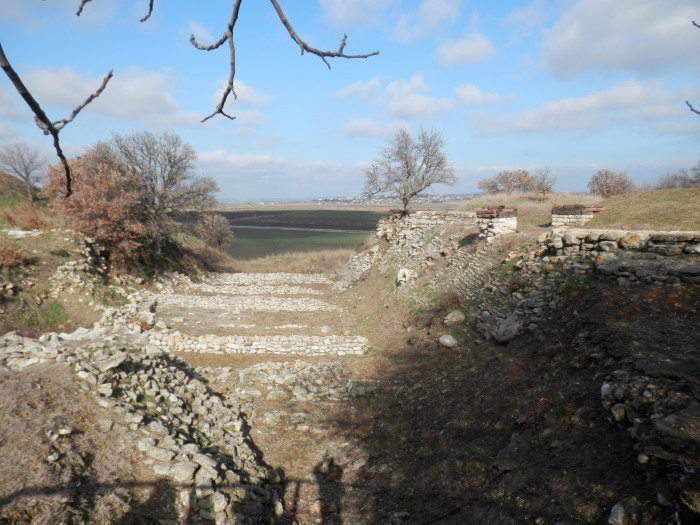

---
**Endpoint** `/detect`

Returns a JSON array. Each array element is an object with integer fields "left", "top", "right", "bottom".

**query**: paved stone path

[{"left": 152, "top": 271, "right": 375, "bottom": 524}]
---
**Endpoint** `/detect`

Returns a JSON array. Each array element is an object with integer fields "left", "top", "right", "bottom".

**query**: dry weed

[
  {"left": 0, "top": 363, "right": 176, "bottom": 524},
  {"left": 232, "top": 248, "right": 354, "bottom": 274},
  {"left": 0, "top": 204, "right": 50, "bottom": 230},
  {"left": 0, "top": 238, "right": 30, "bottom": 268}
]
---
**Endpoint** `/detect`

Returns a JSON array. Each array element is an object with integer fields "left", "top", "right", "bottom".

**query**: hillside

[
  {"left": 0, "top": 193, "right": 699, "bottom": 524},
  {"left": 587, "top": 188, "right": 700, "bottom": 230}
]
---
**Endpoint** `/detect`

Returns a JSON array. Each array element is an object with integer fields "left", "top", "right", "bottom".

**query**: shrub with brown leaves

[
  {"left": 195, "top": 213, "right": 234, "bottom": 248},
  {"left": 43, "top": 155, "right": 145, "bottom": 262},
  {"left": 0, "top": 238, "right": 30, "bottom": 268}
]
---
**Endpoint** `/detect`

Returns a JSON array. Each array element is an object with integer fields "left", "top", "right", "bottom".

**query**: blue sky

[{"left": 1, "top": 0, "right": 699, "bottom": 202}]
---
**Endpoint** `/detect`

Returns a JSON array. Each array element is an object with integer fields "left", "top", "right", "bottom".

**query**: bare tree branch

[
  {"left": 269, "top": 0, "right": 379, "bottom": 69},
  {"left": 53, "top": 70, "right": 113, "bottom": 131},
  {"left": 0, "top": 42, "right": 112, "bottom": 197},
  {"left": 687, "top": 100, "right": 700, "bottom": 116},
  {"left": 191, "top": 0, "right": 379, "bottom": 121},
  {"left": 76, "top": 0, "right": 92, "bottom": 16},
  {"left": 192, "top": 0, "right": 242, "bottom": 123},
  {"left": 139, "top": 0, "right": 155, "bottom": 23}
]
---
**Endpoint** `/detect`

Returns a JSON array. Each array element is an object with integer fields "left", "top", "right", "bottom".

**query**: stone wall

[
  {"left": 550, "top": 205, "right": 603, "bottom": 227},
  {"left": 376, "top": 210, "right": 476, "bottom": 241},
  {"left": 475, "top": 207, "right": 517, "bottom": 243},
  {"left": 474, "top": 228, "right": 700, "bottom": 343},
  {"left": 536, "top": 228, "right": 700, "bottom": 257}
]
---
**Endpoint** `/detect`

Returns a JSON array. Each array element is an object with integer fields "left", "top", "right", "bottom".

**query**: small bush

[
  {"left": 48, "top": 249, "right": 71, "bottom": 258},
  {"left": 0, "top": 239, "right": 30, "bottom": 268}
]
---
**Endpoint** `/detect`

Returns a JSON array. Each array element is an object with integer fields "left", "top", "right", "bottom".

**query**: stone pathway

[{"left": 152, "top": 272, "right": 376, "bottom": 524}]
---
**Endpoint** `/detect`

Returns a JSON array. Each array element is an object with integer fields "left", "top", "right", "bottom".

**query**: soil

[
  {"left": 1, "top": 225, "right": 699, "bottom": 524},
  {"left": 162, "top": 266, "right": 700, "bottom": 524}
]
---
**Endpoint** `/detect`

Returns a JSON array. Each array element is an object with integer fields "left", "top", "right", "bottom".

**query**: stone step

[
  {"left": 156, "top": 294, "right": 338, "bottom": 312},
  {"left": 149, "top": 332, "right": 369, "bottom": 356}
]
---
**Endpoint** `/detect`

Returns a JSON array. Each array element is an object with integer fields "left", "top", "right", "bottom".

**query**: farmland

[{"left": 220, "top": 209, "right": 387, "bottom": 260}]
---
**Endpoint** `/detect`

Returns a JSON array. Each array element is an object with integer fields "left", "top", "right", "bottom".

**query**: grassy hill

[
  {"left": 586, "top": 188, "right": 700, "bottom": 230},
  {"left": 0, "top": 169, "right": 29, "bottom": 208}
]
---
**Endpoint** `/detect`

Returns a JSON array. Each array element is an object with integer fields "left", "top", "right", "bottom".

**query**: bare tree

[
  {"left": 88, "top": 131, "right": 218, "bottom": 254},
  {"left": 532, "top": 167, "right": 557, "bottom": 201},
  {"left": 477, "top": 169, "right": 535, "bottom": 194},
  {"left": 655, "top": 166, "right": 700, "bottom": 189},
  {"left": 477, "top": 177, "right": 501, "bottom": 194},
  {"left": 364, "top": 127, "right": 456, "bottom": 213},
  {"left": 0, "top": 143, "right": 46, "bottom": 204},
  {"left": 587, "top": 169, "right": 635, "bottom": 198},
  {"left": 1, "top": 2, "right": 378, "bottom": 194}
]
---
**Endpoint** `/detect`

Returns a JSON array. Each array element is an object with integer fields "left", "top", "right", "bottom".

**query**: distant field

[{"left": 222, "top": 209, "right": 385, "bottom": 260}]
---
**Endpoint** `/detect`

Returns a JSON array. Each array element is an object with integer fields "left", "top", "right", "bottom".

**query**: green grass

[
  {"left": 0, "top": 170, "right": 29, "bottom": 209},
  {"left": 25, "top": 301, "right": 69, "bottom": 331},
  {"left": 586, "top": 188, "right": 700, "bottom": 230}
]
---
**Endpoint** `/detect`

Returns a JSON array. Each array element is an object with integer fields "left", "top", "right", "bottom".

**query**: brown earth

[
  {"left": 160, "top": 261, "right": 700, "bottom": 524},
  {"left": 1, "top": 222, "right": 699, "bottom": 524}
]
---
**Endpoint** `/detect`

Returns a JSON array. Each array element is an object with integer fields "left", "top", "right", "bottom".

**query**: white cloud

[
  {"left": 21, "top": 66, "right": 201, "bottom": 128},
  {"left": 385, "top": 75, "right": 452, "bottom": 118},
  {"left": 342, "top": 118, "right": 401, "bottom": 137},
  {"left": 454, "top": 84, "right": 514, "bottom": 105},
  {"left": 230, "top": 81, "right": 275, "bottom": 107},
  {"left": 0, "top": 122, "right": 14, "bottom": 140},
  {"left": 335, "top": 78, "right": 382, "bottom": 102},
  {"left": 505, "top": 0, "right": 549, "bottom": 32},
  {"left": 393, "top": 0, "right": 461, "bottom": 42},
  {"left": 0, "top": 90, "right": 27, "bottom": 121},
  {"left": 320, "top": 0, "right": 395, "bottom": 28},
  {"left": 437, "top": 33, "right": 495, "bottom": 65},
  {"left": 472, "top": 80, "right": 686, "bottom": 135},
  {"left": 186, "top": 21, "right": 216, "bottom": 45},
  {"left": 543, "top": 0, "right": 699, "bottom": 78},
  {"left": 198, "top": 150, "right": 364, "bottom": 200}
]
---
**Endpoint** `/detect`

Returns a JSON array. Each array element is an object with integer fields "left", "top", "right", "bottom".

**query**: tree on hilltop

[
  {"left": 477, "top": 169, "right": 535, "bottom": 194},
  {"left": 588, "top": 169, "right": 635, "bottom": 198},
  {"left": 532, "top": 167, "right": 557, "bottom": 201},
  {"left": 364, "top": 127, "right": 456, "bottom": 213},
  {"left": 0, "top": 0, "right": 378, "bottom": 195},
  {"left": 0, "top": 143, "right": 46, "bottom": 205}
]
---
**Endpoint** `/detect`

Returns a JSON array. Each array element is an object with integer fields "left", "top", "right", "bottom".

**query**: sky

[{"left": 1, "top": 0, "right": 700, "bottom": 202}]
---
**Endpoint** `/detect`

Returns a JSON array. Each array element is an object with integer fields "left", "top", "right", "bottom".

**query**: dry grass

[
  {"left": 0, "top": 238, "right": 31, "bottom": 268},
  {"left": 586, "top": 188, "right": 700, "bottom": 230},
  {"left": 0, "top": 203, "right": 51, "bottom": 231},
  {"left": 461, "top": 191, "right": 600, "bottom": 212},
  {"left": 231, "top": 248, "right": 355, "bottom": 274},
  {"left": 0, "top": 363, "right": 175, "bottom": 524}
]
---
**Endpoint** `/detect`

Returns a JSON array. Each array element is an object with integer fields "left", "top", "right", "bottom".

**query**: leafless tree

[
  {"left": 587, "top": 169, "right": 635, "bottom": 198},
  {"left": 532, "top": 167, "right": 557, "bottom": 200},
  {"left": 364, "top": 127, "right": 456, "bottom": 213},
  {"left": 477, "top": 169, "right": 535, "bottom": 194},
  {"left": 1, "top": 1, "right": 378, "bottom": 195},
  {"left": 655, "top": 166, "right": 700, "bottom": 189},
  {"left": 88, "top": 131, "right": 218, "bottom": 254},
  {"left": 0, "top": 143, "right": 46, "bottom": 204}
]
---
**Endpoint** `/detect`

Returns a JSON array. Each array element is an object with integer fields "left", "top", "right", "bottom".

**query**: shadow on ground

[{"left": 321, "top": 281, "right": 700, "bottom": 523}]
